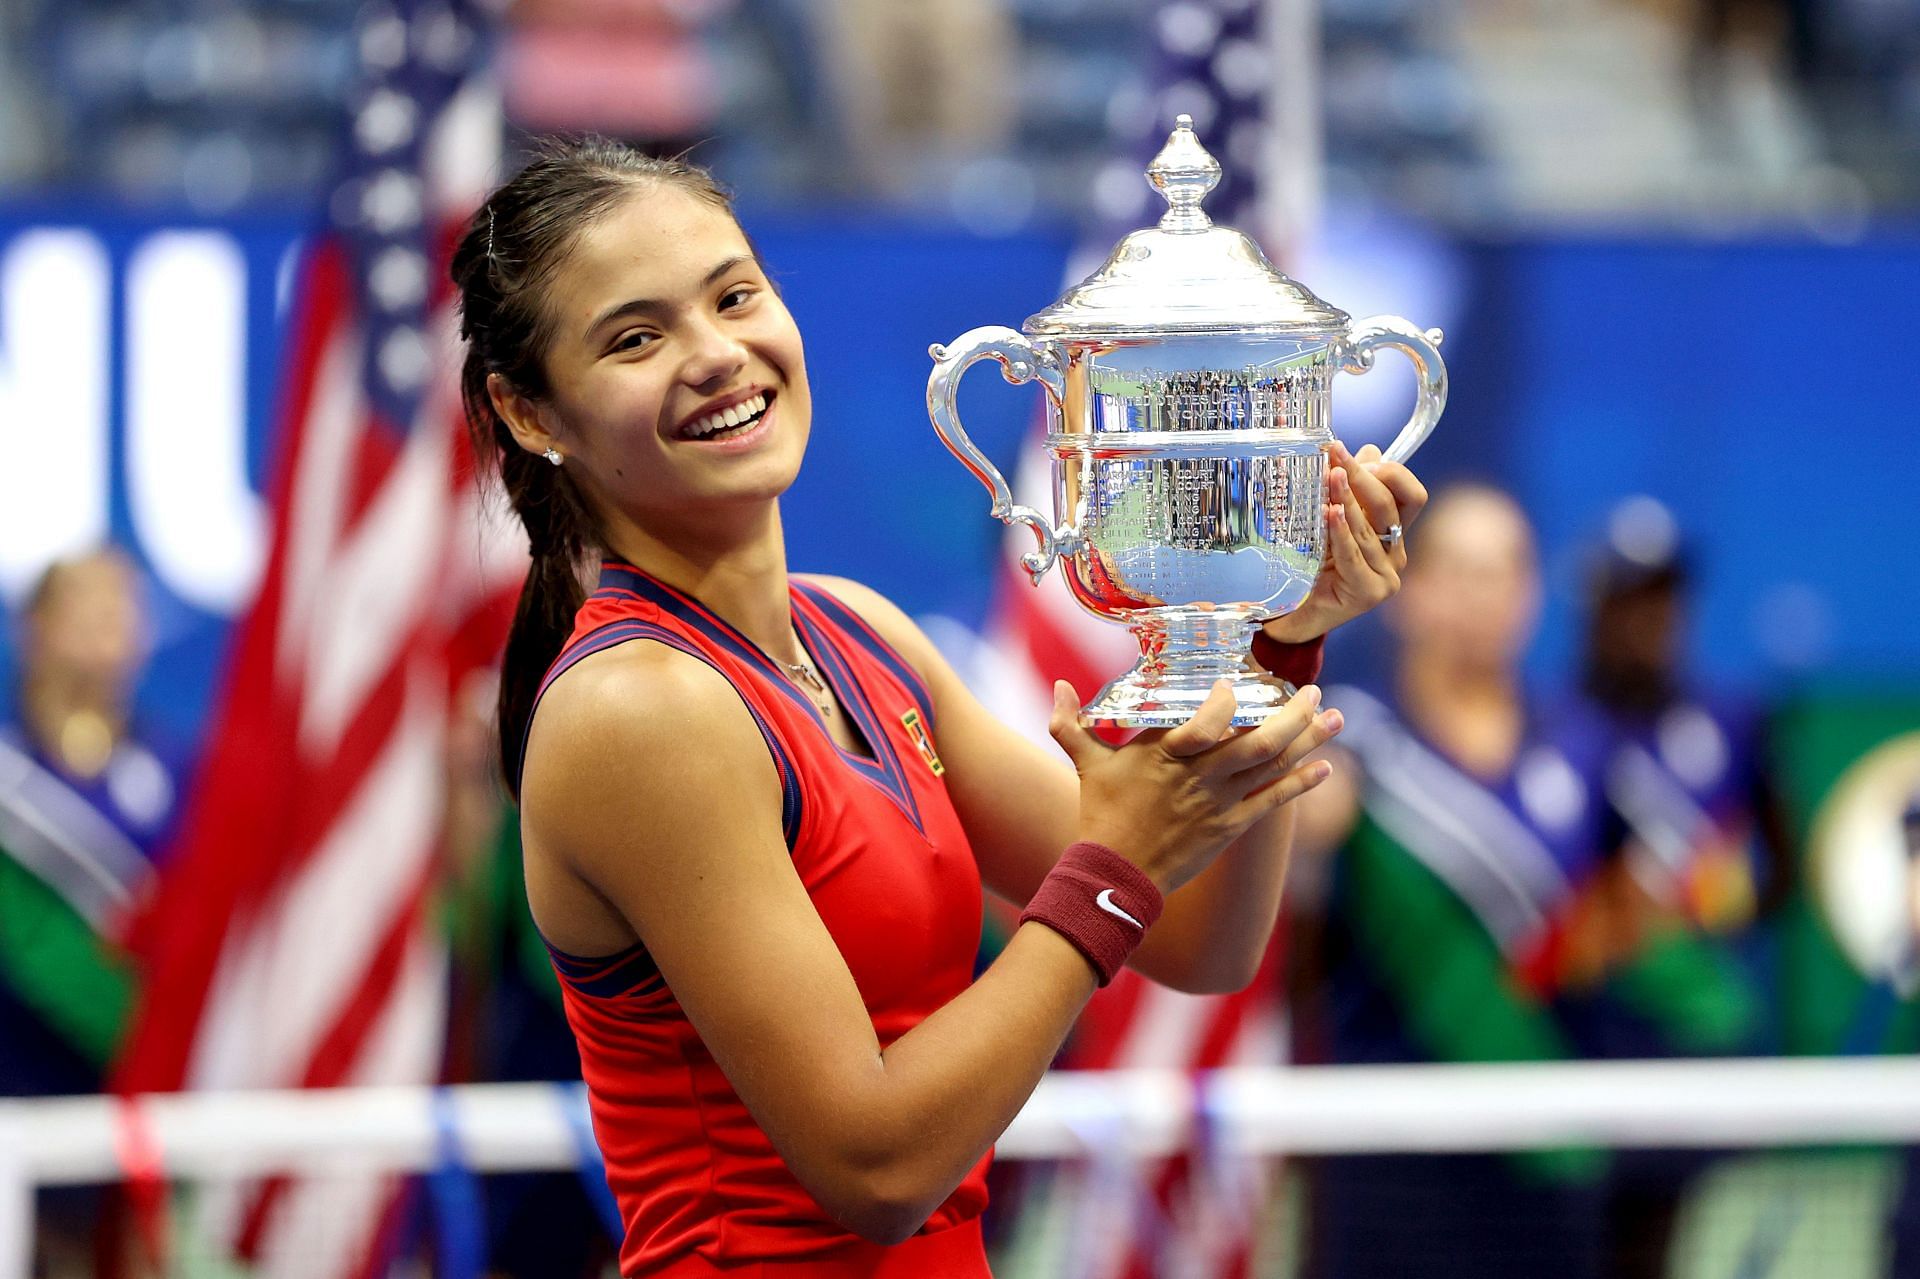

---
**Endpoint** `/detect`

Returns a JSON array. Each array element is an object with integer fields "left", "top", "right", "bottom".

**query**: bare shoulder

[
  {"left": 527, "top": 638, "right": 757, "bottom": 770},
  {"left": 521, "top": 639, "right": 783, "bottom": 869}
]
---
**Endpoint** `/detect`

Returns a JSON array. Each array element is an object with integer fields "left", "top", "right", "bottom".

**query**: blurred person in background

[
  {"left": 0, "top": 0, "right": 49, "bottom": 185},
  {"left": 0, "top": 548, "right": 182, "bottom": 1100},
  {"left": 1684, "top": 0, "right": 1825, "bottom": 175},
  {"left": 0, "top": 550, "right": 183, "bottom": 1277},
  {"left": 1289, "top": 484, "right": 1620, "bottom": 1279},
  {"left": 808, "top": 0, "right": 1018, "bottom": 202},
  {"left": 502, "top": 0, "right": 731, "bottom": 153},
  {"left": 1555, "top": 495, "right": 1774, "bottom": 1279},
  {"left": 1573, "top": 495, "right": 1787, "bottom": 931}
]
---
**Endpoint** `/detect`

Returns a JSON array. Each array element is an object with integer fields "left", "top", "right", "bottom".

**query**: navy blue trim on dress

[
  {"left": 791, "top": 580, "right": 938, "bottom": 733},
  {"left": 522, "top": 616, "right": 804, "bottom": 850},
  {"left": 793, "top": 605, "right": 926, "bottom": 835},
  {"left": 542, "top": 936, "right": 665, "bottom": 1000}
]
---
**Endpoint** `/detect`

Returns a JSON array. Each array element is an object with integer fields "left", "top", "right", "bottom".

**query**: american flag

[
  {"left": 979, "top": 3, "right": 1319, "bottom": 1276},
  {"left": 114, "top": 2, "right": 520, "bottom": 1274}
]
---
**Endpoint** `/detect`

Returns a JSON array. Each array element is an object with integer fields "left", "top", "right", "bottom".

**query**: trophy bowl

[{"left": 928, "top": 116, "right": 1447, "bottom": 727}]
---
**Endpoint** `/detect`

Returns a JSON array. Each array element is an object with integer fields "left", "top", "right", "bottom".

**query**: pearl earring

[{"left": 542, "top": 447, "right": 562, "bottom": 467}]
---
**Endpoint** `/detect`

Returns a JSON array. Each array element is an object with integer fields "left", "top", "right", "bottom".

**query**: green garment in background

[
  {"left": 1606, "top": 925, "right": 1763, "bottom": 1055},
  {"left": 1341, "top": 817, "right": 1605, "bottom": 1182},
  {"left": 0, "top": 849, "right": 137, "bottom": 1068}
]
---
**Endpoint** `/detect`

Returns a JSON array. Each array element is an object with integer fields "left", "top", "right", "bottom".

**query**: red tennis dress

[{"left": 528, "top": 559, "right": 993, "bottom": 1277}]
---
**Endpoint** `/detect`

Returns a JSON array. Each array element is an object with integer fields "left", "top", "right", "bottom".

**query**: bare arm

[
  {"left": 519, "top": 640, "right": 1312, "bottom": 1243},
  {"left": 830, "top": 443, "right": 1424, "bottom": 990},
  {"left": 803, "top": 578, "right": 1340, "bottom": 993}
]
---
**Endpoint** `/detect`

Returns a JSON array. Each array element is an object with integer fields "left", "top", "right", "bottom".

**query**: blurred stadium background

[{"left": 0, "top": 0, "right": 1918, "bottom": 1276}]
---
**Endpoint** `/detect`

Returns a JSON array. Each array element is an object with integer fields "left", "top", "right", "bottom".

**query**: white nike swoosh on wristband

[{"left": 1095, "top": 888, "right": 1144, "bottom": 930}]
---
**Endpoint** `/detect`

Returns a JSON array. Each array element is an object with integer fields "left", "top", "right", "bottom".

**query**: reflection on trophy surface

[
  {"left": 1058, "top": 347, "right": 1330, "bottom": 622},
  {"left": 927, "top": 115, "right": 1449, "bottom": 726}
]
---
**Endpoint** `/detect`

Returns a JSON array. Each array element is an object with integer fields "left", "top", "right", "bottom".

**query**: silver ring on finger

[{"left": 1380, "top": 523, "right": 1403, "bottom": 549}]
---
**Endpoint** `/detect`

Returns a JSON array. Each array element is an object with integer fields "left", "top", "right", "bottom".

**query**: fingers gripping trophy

[{"left": 927, "top": 116, "right": 1448, "bottom": 727}]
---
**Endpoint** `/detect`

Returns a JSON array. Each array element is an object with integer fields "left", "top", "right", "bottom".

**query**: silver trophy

[{"left": 927, "top": 116, "right": 1448, "bottom": 726}]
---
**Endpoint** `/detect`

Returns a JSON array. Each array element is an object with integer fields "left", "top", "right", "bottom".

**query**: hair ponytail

[
  {"left": 490, "top": 447, "right": 593, "bottom": 797},
  {"left": 450, "top": 136, "right": 736, "bottom": 796}
]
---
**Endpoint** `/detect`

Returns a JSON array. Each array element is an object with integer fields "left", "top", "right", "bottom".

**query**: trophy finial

[{"left": 1146, "top": 114, "right": 1220, "bottom": 233}]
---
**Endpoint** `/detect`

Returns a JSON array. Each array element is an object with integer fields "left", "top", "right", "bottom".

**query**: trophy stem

[{"left": 1079, "top": 608, "right": 1295, "bottom": 729}]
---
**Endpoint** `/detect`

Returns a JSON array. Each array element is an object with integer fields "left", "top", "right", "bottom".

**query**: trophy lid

[{"left": 1025, "top": 116, "right": 1348, "bottom": 339}]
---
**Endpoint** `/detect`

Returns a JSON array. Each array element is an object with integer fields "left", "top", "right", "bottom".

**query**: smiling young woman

[{"left": 451, "top": 137, "right": 1426, "bottom": 1278}]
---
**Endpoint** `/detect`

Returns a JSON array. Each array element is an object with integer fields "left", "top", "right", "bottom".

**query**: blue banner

[{"left": 1, "top": 203, "right": 1913, "bottom": 757}]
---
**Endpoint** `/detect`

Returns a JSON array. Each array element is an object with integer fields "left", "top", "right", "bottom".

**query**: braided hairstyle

[{"left": 451, "top": 137, "right": 736, "bottom": 795}]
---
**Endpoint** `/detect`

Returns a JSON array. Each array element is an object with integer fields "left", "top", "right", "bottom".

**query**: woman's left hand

[{"left": 1261, "top": 440, "right": 1429, "bottom": 644}]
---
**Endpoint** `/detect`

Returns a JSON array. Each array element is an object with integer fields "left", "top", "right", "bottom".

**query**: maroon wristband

[
  {"left": 1249, "top": 629, "right": 1325, "bottom": 688},
  {"left": 1019, "top": 841, "right": 1165, "bottom": 986}
]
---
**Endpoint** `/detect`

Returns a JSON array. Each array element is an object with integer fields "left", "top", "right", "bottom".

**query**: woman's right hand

[{"left": 1048, "top": 678, "right": 1342, "bottom": 894}]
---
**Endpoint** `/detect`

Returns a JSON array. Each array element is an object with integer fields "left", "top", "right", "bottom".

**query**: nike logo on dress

[{"left": 1095, "top": 888, "right": 1144, "bottom": 930}]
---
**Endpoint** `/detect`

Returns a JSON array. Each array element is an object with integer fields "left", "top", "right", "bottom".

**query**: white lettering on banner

[
  {"left": 0, "top": 226, "right": 266, "bottom": 615},
  {"left": 0, "top": 231, "right": 110, "bottom": 602},
  {"left": 126, "top": 233, "right": 266, "bottom": 613}
]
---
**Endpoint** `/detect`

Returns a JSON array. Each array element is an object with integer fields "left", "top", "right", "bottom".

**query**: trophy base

[
  {"left": 1080, "top": 668, "right": 1297, "bottom": 729},
  {"left": 1077, "top": 611, "right": 1302, "bottom": 728}
]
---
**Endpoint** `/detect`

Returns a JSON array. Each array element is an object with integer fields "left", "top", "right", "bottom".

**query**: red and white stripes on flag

[
  {"left": 113, "top": 0, "right": 517, "bottom": 1270},
  {"left": 113, "top": 235, "right": 522, "bottom": 1275}
]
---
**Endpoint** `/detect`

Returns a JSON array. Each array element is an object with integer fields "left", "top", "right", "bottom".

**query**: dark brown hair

[{"left": 450, "top": 136, "right": 735, "bottom": 796}]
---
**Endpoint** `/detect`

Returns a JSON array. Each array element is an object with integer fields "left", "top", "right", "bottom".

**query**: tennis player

[{"left": 451, "top": 137, "right": 1426, "bottom": 1277}]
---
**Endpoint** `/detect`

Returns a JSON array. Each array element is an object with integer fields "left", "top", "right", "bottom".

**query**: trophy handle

[
  {"left": 1335, "top": 317, "right": 1449, "bottom": 465},
  {"left": 926, "top": 326, "right": 1074, "bottom": 583}
]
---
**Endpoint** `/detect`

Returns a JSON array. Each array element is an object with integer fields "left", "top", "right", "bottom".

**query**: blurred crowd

[{"left": 0, "top": 0, "right": 1916, "bottom": 228}]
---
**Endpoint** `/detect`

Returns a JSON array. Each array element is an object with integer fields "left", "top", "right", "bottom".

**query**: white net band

[{"left": 6, "top": 1056, "right": 1920, "bottom": 1188}]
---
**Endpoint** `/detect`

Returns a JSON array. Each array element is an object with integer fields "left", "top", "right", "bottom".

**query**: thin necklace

[{"left": 781, "top": 637, "right": 834, "bottom": 714}]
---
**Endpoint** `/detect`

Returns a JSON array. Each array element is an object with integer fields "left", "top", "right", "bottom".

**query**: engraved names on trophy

[
  {"left": 1059, "top": 355, "right": 1330, "bottom": 608},
  {"left": 1058, "top": 442, "right": 1324, "bottom": 614},
  {"left": 1082, "top": 361, "right": 1333, "bottom": 436}
]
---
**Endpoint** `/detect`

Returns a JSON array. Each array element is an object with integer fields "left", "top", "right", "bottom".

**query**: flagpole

[{"left": 1262, "top": 0, "right": 1324, "bottom": 261}]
